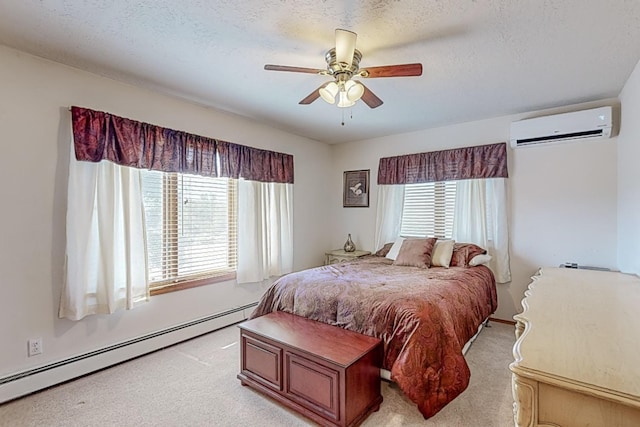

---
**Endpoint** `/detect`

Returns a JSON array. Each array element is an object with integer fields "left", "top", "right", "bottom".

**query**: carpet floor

[{"left": 0, "top": 321, "right": 515, "bottom": 426}]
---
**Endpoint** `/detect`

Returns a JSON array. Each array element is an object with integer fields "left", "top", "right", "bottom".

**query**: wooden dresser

[
  {"left": 238, "top": 311, "right": 383, "bottom": 427},
  {"left": 511, "top": 267, "right": 640, "bottom": 427}
]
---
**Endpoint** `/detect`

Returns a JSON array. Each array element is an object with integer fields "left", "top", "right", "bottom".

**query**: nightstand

[{"left": 324, "top": 249, "right": 371, "bottom": 265}]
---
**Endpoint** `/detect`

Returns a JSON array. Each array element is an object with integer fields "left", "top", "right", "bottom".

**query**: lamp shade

[
  {"left": 337, "top": 91, "right": 356, "bottom": 108},
  {"left": 319, "top": 82, "right": 339, "bottom": 104},
  {"left": 345, "top": 80, "right": 364, "bottom": 102},
  {"left": 335, "top": 29, "right": 357, "bottom": 67}
]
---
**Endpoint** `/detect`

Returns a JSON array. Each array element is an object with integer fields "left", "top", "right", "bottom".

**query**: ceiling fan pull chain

[{"left": 340, "top": 107, "right": 354, "bottom": 126}]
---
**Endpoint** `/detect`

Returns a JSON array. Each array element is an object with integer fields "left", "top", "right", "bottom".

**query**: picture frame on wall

[{"left": 343, "top": 169, "right": 370, "bottom": 208}]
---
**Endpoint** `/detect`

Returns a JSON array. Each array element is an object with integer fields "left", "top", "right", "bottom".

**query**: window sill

[{"left": 150, "top": 272, "right": 237, "bottom": 296}]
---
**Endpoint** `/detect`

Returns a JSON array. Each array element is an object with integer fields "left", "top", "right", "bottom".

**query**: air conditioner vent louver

[{"left": 510, "top": 107, "right": 612, "bottom": 148}]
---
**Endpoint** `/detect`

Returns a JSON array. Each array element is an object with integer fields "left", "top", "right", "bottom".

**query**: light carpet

[{"left": 0, "top": 321, "right": 516, "bottom": 426}]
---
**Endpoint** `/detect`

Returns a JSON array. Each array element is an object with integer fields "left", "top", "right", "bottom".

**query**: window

[
  {"left": 400, "top": 181, "right": 457, "bottom": 238},
  {"left": 141, "top": 170, "right": 237, "bottom": 295}
]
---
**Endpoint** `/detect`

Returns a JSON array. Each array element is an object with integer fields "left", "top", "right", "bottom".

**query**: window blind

[
  {"left": 400, "top": 181, "right": 457, "bottom": 238},
  {"left": 141, "top": 170, "right": 237, "bottom": 289}
]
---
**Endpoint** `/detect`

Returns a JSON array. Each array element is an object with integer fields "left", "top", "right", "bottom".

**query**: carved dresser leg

[{"left": 512, "top": 373, "right": 536, "bottom": 427}]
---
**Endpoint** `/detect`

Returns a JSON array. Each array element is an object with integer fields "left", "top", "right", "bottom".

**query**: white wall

[
  {"left": 330, "top": 100, "right": 619, "bottom": 320},
  {"left": 0, "top": 45, "right": 332, "bottom": 378},
  {"left": 618, "top": 58, "right": 640, "bottom": 276}
]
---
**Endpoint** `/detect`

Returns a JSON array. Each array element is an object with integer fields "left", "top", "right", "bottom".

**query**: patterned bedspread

[{"left": 250, "top": 256, "right": 497, "bottom": 419}]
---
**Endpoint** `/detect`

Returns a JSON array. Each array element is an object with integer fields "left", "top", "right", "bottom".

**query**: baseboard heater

[{"left": 0, "top": 302, "right": 258, "bottom": 404}]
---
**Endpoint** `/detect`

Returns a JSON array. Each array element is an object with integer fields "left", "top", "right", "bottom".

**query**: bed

[{"left": 250, "top": 250, "right": 498, "bottom": 419}]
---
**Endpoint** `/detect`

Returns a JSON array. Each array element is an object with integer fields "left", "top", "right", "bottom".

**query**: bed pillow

[
  {"left": 450, "top": 243, "right": 487, "bottom": 267},
  {"left": 375, "top": 242, "right": 394, "bottom": 257},
  {"left": 469, "top": 253, "right": 492, "bottom": 266},
  {"left": 385, "top": 237, "right": 406, "bottom": 261},
  {"left": 392, "top": 237, "right": 437, "bottom": 268},
  {"left": 431, "top": 239, "right": 455, "bottom": 268}
]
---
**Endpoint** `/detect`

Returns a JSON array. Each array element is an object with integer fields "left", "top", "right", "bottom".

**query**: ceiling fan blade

[
  {"left": 361, "top": 63, "right": 423, "bottom": 78},
  {"left": 359, "top": 83, "right": 383, "bottom": 109},
  {"left": 335, "top": 29, "right": 357, "bottom": 66},
  {"left": 264, "top": 64, "right": 324, "bottom": 74},
  {"left": 299, "top": 83, "right": 328, "bottom": 105}
]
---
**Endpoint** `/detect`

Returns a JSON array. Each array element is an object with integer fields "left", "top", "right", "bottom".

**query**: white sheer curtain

[
  {"left": 60, "top": 153, "right": 149, "bottom": 321},
  {"left": 237, "top": 179, "right": 293, "bottom": 284},
  {"left": 453, "top": 178, "right": 511, "bottom": 283},
  {"left": 374, "top": 185, "right": 405, "bottom": 251}
]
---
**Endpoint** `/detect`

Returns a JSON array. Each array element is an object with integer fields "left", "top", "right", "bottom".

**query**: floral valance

[
  {"left": 377, "top": 142, "right": 508, "bottom": 185},
  {"left": 71, "top": 106, "right": 294, "bottom": 184}
]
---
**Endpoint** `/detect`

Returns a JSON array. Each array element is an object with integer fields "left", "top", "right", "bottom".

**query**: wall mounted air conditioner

[{"left": 510, "top": 106, "right": 612, "bottom": 148}]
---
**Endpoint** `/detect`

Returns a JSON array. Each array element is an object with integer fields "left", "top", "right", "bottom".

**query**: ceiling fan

[{"left": 264, "top": 29, "right": 423, "bottom": 109}]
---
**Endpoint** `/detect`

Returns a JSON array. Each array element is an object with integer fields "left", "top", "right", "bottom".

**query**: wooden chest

[{"left": 237, "top": 311, "right": 383, "bottom": 427}]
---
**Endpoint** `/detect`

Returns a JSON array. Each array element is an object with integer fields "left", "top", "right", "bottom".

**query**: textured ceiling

[{"left": 1, "top": 0, "right": 640, "bottom": 143}]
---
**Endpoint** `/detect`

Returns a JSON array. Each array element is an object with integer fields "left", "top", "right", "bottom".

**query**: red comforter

[{"left": 250, "top": 256, "right": 497, "bottom": 419}]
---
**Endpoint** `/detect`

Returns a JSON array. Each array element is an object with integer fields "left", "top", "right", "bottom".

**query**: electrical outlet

[{"left": 28, "top": 338, "right": 42, "bottom": 357}]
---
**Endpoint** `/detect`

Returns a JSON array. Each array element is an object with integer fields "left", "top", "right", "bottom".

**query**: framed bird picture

[{"left": 343, "top": 169, "right": 370, "bottom": 208}]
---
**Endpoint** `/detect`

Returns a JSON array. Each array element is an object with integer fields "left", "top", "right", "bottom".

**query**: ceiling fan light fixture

[
  {"left": 345, "top": 79, "right": 364, "bottom": 102},
  {"left": 337, "top": 91, "right": 356, "bottom": 108},
  {"left": 319, "top": 81, "right": 339, "bottom": 104},
  {"left": 335, "top": 29, "right": 357, "bottom": 68}
]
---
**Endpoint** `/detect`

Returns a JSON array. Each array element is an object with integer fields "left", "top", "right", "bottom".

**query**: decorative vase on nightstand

[{"left": 343, "top": 234, "right": 356, "bottom": 252}]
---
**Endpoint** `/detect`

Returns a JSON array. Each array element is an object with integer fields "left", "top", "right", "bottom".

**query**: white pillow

[
  {"left": 385, "top": 237, "right": 406, "bottom": 261},
  {"left": 431, "top": 239, "right": 455, "bottom": 268},
  {"left": 469, "top": 254, "right": 492, "bottom": 266}
]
